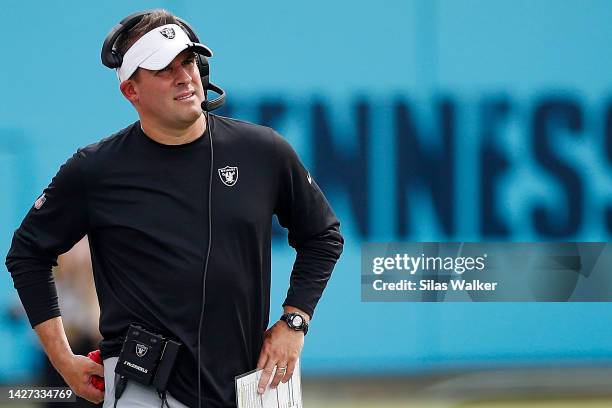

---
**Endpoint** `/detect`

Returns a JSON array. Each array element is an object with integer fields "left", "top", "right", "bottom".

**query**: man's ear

[{"left": 120, "top": 79, "right": 139, "bottom": 104}]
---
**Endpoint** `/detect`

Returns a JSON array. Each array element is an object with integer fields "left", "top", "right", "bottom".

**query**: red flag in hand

[{"left": 87, "top": 350, "right": 105, "bottom": 391}]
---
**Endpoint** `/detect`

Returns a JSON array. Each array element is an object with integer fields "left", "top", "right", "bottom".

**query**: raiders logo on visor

[{"left": 159, "top": 27, "right": 175, "bottom": 39}]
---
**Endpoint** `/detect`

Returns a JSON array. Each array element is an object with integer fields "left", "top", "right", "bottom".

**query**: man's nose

[{"left": 175, "top": 66, "right": 193, "bottom": 84}]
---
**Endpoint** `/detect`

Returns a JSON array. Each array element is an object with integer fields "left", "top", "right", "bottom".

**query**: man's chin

[
  {"left": 172, "top": 110, "right": 203, "bottom": 127},
  {"left": 175, "top": 106, "right": 203, "bottom": 120}
]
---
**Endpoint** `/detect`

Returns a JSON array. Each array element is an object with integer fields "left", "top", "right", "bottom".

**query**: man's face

[{"left": 124, "top": 49, "right": 205, "bottom": 128}]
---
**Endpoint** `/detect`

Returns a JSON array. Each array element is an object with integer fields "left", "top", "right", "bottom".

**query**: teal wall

[{"left": 2, "top": 1, "right": 612, "bottom": 380}]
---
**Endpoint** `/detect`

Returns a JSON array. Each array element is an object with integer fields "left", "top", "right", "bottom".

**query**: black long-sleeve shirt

[{"left": 5, "top": 114, "right": 344, "bottom": 407}]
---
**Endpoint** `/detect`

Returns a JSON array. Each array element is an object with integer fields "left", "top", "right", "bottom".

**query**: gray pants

[{"left": 102, "top": 357, "right": 189, "bottom": 408}]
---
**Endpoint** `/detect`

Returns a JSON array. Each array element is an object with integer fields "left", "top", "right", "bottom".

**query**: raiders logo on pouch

[
  {"left": 135, "top": 343, "right": 148, "bottom": 357},
  {"left": 218, "top": 166, "right": 238, "bottom": 187},
  {"left": 159, "top": 27, "right": 175, "bottom": 39}
]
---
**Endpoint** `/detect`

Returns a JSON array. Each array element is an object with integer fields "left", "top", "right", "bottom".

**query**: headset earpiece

[
  {"left": 101, "top": 9, "right": 156, "bottom": 69},
  {"left": 197, "top": 55, "right": 209, "bottom": 90},
  {"left": 176, "top": 19, "right": 210, "bottom": 90}
]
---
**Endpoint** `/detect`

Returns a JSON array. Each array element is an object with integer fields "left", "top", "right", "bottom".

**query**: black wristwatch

[{"left": 280, "top": 312, "right": 309, "bottom": 335}]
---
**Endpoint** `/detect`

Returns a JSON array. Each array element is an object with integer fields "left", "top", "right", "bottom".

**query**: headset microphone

[{"left": 202, "top": 83, "right": 225, "bottom": 112}]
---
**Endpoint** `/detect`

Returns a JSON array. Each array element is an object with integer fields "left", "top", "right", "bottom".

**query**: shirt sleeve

[
  {"left": 272, "top": 131, "right": 344, "bottom": 319},
  {"left": 5, "top": 149, "right": 90, "bottom": 328}
]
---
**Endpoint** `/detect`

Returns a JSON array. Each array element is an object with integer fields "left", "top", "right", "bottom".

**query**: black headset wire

[
  {"left": 157, "top": 390, "right": 171, "bottom": 408},
  {"left": 152, "top": 98, "right": 214, "bottom": 408},
  {"left": 197, "top": 101, "right": 214, "bottom": 408}
]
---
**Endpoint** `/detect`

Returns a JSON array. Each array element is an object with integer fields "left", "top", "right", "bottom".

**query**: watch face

[{"left": 291, "top": 315, "right": 303, "bottom": 327}]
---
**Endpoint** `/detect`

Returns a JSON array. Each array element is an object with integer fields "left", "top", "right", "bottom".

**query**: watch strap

[{"left": 280, "top": 312, "right": 309, "bottom": 335}]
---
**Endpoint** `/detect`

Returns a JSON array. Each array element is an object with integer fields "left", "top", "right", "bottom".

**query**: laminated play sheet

[{"left": 235, "top": 359, "right": 302, "bottom": 408}]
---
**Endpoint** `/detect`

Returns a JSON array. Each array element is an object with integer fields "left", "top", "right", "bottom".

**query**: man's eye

[{"left": 184, "top": 59, "right": 196, "bottom": 65}]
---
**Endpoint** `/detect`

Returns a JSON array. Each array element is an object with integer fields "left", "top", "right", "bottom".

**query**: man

[{"left": 5, "top": 9, "right": 343, "bottom": 408}]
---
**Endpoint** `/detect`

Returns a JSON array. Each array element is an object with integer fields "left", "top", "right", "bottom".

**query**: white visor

[{"left": 117, "top": 23, "right": 212, "bottom": 82}]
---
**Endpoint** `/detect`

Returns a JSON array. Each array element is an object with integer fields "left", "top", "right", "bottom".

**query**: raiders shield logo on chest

[{"left": 218, "top": 166, "right": 238, "bottom": 187}]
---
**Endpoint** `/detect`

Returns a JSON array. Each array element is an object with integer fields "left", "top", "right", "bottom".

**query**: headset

[
  {"left": 101, "top": 9, "right": 226, "bottom": 111},
  {"left": 101, "top": 10, "right": 218, "bottom": 408}
]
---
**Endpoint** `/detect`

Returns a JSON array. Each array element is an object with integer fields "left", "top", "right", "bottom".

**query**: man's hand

[
  {"left": 34, "top": 318, "right": 104, "bottom": 404},
  {"left": 57, "top": 354, "right": 105, "bottom": 404},
  {"left": 256, "top": 320, "right": 304, "bottom": 394}
]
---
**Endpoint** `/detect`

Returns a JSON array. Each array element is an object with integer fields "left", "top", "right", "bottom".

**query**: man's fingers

[
  {"left": 257, "top": 359, "right": 277, "bottom": 394},
  {"left": 76, "top": 383, "right": 105, "bottom": 404},
  {"left": 256, "top": 351, "right": 268, "bottom": 371},
  {"left": 281, "top": 359, "right": 296, "bottom": 383},
  {"left": 270, "top": 362, "right": 288, "bottom": 389},
  {"left": 86, "top": 389, "right": 105, "bottom": 404},
  {"left": 90, "top": 361, "right": 104, "bottom": 377},
  {"left": 79, "top": 360, "right": 105, "bottom": 402}
]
